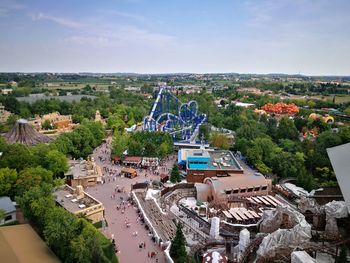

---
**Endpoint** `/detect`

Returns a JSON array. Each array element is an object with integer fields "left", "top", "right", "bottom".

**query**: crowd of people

[{"left": 90, "top": 140, "right": 172, "bottom": 262}]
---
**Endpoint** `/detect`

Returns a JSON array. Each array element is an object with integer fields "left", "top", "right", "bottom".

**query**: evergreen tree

[
  {"left": 170, "top": 224, "right": 187, "bottom": 263},
  {"left": 170, "top": 164, "right": 181, "bottom": 183}
]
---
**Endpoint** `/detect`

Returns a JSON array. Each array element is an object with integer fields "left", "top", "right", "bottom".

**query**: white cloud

[
  {"left": 99, "top": 9, "right": 146, "bottom": 22},
  {"left": 62, "top": 24, "right": 177, "bottom": 50},
  {"left": 31, "top": 13, "right": 84, "bottom": 29}
]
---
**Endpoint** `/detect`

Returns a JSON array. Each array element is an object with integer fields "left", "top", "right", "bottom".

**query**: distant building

[
  {"left": 236, "top": 87, "right": 262, "bottom": 95},
  {"left": 8, "top": 80, "right": 17, "bottom": 87},
  {"left": 0, "top": 103, "right": 11, "bottom": 123},
  {"left": 0, "top": 197, "right": 16, "bottom": 226},
  {"left": 29, "top": 112, "right": 74, "bottom": 131},
  {"left": 0, "top": 224, "right": 60, "bottom": 263},
  {"left": 123, "top": 156, "right": 142, "bottom": 166},
  {"left": 54, "top": 184, "right": 104, "bottom": 223},
  {"left": 0, "top": 88, "right": 13, "bottom": 95},
  {"left": 195, "top": 174, "right": 272, "bottom": 202},
  {"left": 178, "top": 149, "right": 244, "bottom": 183},
  {"left": 232, "top": 101, "right": 255, "bottom": 108},
  {"left": 125, "top": 86, "right": 141, "bottom": 92},
  {"left": 66, "top": 159, "right": 102, "bottom": 188}
]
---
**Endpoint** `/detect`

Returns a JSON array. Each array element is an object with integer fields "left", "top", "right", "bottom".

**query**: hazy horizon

[{"left": 1, "top": 0, "right": 349, "bottom": 75}]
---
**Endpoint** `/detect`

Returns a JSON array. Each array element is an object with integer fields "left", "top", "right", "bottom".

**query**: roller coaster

[{"left": 143, "top": 87, "right": 206, "bottom": 142}]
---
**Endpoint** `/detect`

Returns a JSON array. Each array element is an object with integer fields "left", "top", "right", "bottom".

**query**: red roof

[
  {"left": 113, "top": 156, "right": 121, "bottom": 161},
  {"left": 123, "top": 156, "right": 142, "bottom": 163}
]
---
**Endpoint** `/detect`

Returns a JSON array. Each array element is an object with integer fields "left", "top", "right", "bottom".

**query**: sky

[{"left": 0, "top": 0, "right": 349, "bottom": 75}]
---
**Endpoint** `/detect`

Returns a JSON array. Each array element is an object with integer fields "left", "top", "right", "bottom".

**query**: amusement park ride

[{"left": 143, "top": 87, "right": 206, "bottom": 142}]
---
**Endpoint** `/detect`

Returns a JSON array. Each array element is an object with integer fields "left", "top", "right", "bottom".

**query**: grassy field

[{"left": 312, "top": 95, "right": 350, "bottom": 104}]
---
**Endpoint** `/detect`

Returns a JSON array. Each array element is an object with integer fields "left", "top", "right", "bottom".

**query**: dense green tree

[
  {"left": 209, "top": 132, "right": 230, "bottom": 150},
  {"left": 278, "top": 139, "right": 302, "bottom": 153},
  {"left": 158, "top": 142, "right": 169, "bottom": 159},
  {"left": 170, "top": 224, "right": 187, "bottom": 263},
  {"left": 0, "top": 143, "right": 35, "bottom": 171},
  {"left": 233, "top": 138, "right": 252, "bottom": 156},
  {"left": 112, "top": 132, "right": 129, "bottom": 157},
  {"left": 127, "top": 139, "right": 143, "bottom": 156},
  {"left": 144, "top": 141, "right": 157, "bottom": 157},
  {"left": 276, "top": 117, "right": 299, "bottom": 140},
  {"left": 339, "top": 126, "right": 350, "bottom": 144},
  {"left": 294, "top": 116, "right": 308, "bottom": 132},
  {"left": 44, "top": 150, "right": 69, "bottom": 178},
  {"left": 198, "top": 124, "right": 210, "bottom": 141},
  {"left": 44, "top": 207, "right": 79, "bottom": 260},
  {"left": 0, "top": 168, "right": 17, "bottom": 197},
  {"left": 15, "top": 167, "right": 53, "bottom": 196},
  {"left": 236, "top": 121, "right": 267, "bottom": 141},
  {"left": 306, "top": 130, "right": 342, "bottom": 171},
  {"left": 272, "top": 151, "right": 305, "bottom": 179},
  {"left": 265, "top": 117, "right": 278, "bottom": 140},
  {"left": 16, "top": 184, "right": 55, "bottom": 227},
  {"left": 170, "top": 164, "right": 181, "bottom": 183}
]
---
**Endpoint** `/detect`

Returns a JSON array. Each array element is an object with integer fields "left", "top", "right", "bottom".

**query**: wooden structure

[
  {"left": 3, "top": 119, "right": 51, "bottom": 145},
  {"left": 123, "top": 156, "right": 142, "bottom": 166},
  {"left": 121, "top": 167, "right": 138, "bottom": 178}
]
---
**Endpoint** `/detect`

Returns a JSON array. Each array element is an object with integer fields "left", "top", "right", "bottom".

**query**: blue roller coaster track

[{"left": 143, "top": 87, "right": 206, "bottom": 142}]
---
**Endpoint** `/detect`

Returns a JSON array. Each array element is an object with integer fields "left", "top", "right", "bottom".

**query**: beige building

[
  {"left": 66, "top": 159, "right": 102, "bottom": 188},
  {"left": 195, "top": 173, "right": 272, "bottom": 203},
  {"left": 0, "top": 88, "right": 13, "bottom": 95},
  {"left": 54, "top": 184, "right": 104, "bottom": 223},
  {"left": 0, "top": 104, "right": 11, "bottom": 123},
  {"left": 30, "top": 112, "right": 75, "bottom": 131}
]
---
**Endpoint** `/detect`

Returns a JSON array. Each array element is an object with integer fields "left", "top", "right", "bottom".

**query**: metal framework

[{"left": 143, "top": 87, "right": 206, "bottom": 142}]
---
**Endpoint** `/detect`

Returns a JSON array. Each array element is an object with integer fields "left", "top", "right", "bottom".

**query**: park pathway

[{"left": 86, "top": 140, "right": 176, "bottom": 263}]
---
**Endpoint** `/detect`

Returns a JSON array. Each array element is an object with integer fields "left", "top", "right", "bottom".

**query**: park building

[
  {"left": 54, "top": 185, "right": 104, "bottom": 224},
  {"left": 65, "top": 158, "right": 103, "bottom": 188},
  {"left": 178, "top": 148, "right": 244, "bottom": 183},
  {"left": 178, "top": 148, "right": 272, "bottom": 202},
  {"left": 195, "top": 174, "right": 272, "bottom": 203},
  {"left": 0, "top": 197, "right": 16, "bottom": 226},
  {"left": 29, "top": 112, "right": 77, "bottom": 132}
]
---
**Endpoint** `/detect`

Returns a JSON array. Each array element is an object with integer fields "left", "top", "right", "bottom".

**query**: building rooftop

[
  {"left": 180, "top": 149, "right": 243, "bottom": 171},
  {"left": 0, "top": 224, "right": 60, "bottom": 263},
  {"left": 208, "top": 150, "right": 242, "bottom": 170},
  {"left": 205, "top": 173, "right": 271, "bottom": 193},
  {"left": 54, "top": 185, "right": 102, "bottom": 214},
  {"left": 0, "top": 197, "right": 16, "bottom": 214},
  {"left": 66, "top": 160, "right": 101, "bottom": 180},
  {"left": 124, "top": 156, "right": 142, "bottom": 163}
]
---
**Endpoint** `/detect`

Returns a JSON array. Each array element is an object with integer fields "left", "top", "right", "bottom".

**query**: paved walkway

[{"left": 86, "top": 141, "right": 176, "bottom": 263}]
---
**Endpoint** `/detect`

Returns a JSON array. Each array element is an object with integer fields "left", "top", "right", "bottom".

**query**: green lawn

[{"left": 312, "top": 95, "right": 350, "bottom": 104}]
